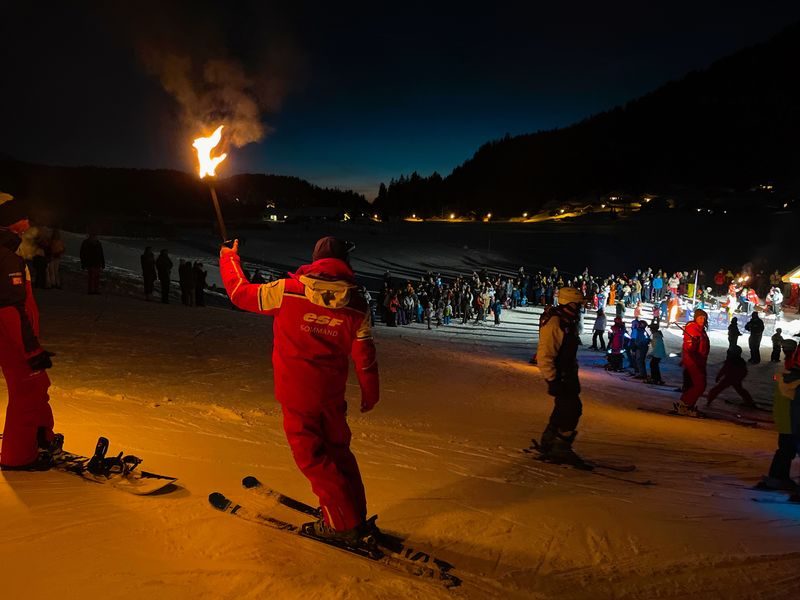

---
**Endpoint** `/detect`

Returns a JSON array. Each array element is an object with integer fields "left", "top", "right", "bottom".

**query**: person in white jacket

[
  {"left": 535, "top": 287, "right": 586, "bottom": 465},
  {"left": 591, "top": 309, "right": 607, "bottom": 350}
]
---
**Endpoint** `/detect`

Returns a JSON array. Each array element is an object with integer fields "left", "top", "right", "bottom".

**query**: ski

[
  {"left": 637, "top": 406, "right": 758, "bottom": 428},
  {"left": 240, "top": 476, "right": 456, "bottom": 578},
  {"left": 0, "top": 435, "right": 177, "bottom": 495},
  {"left": 523, "top": 442, "right": 637, "bottom": 472},
  {"left": 208, "top": 492, "right": 461, "bottom": 588},
  {"left": 522, "top": 444, "right": 654, "bottom": 486}
]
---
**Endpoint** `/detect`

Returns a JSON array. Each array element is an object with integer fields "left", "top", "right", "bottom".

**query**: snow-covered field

[{"left": 2, "top": 228, "right": 800, "bottom": 599}]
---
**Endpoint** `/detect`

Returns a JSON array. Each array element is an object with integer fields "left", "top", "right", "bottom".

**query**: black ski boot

[
  {"left": 304, "top": 515, "right": 381, "bottom": 548},
  {"left": 539, "top": 429, "right": 588, "bottom": 468}
]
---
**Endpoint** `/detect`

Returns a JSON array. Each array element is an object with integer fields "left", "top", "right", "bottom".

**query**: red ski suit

[
  {"left": 680, "top": 321, "right": 710, "bottom": 407},
  {"left": 0, "top": 229, "right": 54, "bottom": 467},
  {"left": 220, "top": 251, "right": 379, "bottom": 531}
]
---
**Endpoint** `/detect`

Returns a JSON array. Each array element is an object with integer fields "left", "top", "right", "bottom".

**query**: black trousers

[
  {"left": 649, "top": 357, "right": 662, "bottom": 382},
  {"left": 159, "top": 278, "right": 170, "bottom": 303},
  {"left": 548, "top": 390, "right": 582, "bottom": 432},
  {"left": 591, "top": 331, "right": 606, "bottom": 350},
  {"left": 749, "top": 337, "right": 762, "bottom": 363},
  {"left": 769, "top": 433, "right": 800, "bottom": 480}
]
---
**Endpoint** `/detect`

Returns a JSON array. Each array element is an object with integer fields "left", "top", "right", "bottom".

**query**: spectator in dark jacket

[
  {"left": 178, "top": 259, "right": 194, "bottom": 306},
  {"left": 193, "top": 262, "right": 207, "bottom": 307},
  {"left": 79, "top": 233, "right": 105, "bottom": 294},
  {"left": 141, "top": 247, "right": 157, "bottom": 300},
  {"left": 744, "top": 311, "right": 765, "bottom": 364},
  {"left": 155, "top": 250, "right": 173, "bottom": 304},
  {"left": 727, "top": 317, "right": 741, "bottom": 351}
]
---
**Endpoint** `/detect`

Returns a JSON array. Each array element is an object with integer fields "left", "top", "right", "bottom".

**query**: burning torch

[{"left": 193, "top": 125, "right": 229, "bottom": 242}]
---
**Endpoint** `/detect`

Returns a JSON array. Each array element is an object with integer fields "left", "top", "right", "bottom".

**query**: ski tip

[
  {"left": 208, "top": 492, "right": 231, "bottom": 511},
  {"left": 242, "top": 476, "right": 261, "bottom": 489}
]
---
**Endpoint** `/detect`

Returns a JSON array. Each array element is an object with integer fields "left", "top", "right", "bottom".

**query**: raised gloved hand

[
  {"left": 219, "top": 239, "right": 239, "bottom": 258},
  {"left": 546, "top": 379, "right": 561, "bottom": 397},
  {"left": 27, "top": 349, "right": 53, "bottom": 371}
]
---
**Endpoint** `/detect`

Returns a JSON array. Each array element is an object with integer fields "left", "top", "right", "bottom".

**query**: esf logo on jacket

[
  {"left": 302, "top": 312, "right": 344, "bottom": 336},
  {"left": 8, "top": 271, "right": 24, "bottom": 286},
  {"left": 303, "top": 313, "right": 344, "bottom": 327}
]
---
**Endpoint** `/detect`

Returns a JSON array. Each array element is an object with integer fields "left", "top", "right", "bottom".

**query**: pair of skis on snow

[
  {"left": 209, "top": 476, "right": 462, "bottom": 589},
  {"left": 522, "top": 441, "right": 655, "bottom": 486}
]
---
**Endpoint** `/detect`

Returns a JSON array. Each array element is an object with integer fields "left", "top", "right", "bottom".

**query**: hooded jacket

[
  {"left": 220, "top": 253, "right": 379, "bottom": 410},
  {"left": 0, "top": 228, "right": 41, "bottom": 356}
]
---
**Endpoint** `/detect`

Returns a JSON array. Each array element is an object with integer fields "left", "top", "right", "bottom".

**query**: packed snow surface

[{"left": 2, "top": 224, "right": 799, "bottom": 599}]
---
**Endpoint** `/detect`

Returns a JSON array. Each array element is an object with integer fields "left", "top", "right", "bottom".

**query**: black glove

[
  {"left": 27, "top": 350, "right": 53, "bottom": 371},
  {"left": 546, "top": 379, "right": 562, "bottom": 397}
]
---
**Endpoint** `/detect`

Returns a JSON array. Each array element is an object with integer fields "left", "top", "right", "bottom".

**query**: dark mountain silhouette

[
  {"left": 374, "top": 22, "right": 800, "bottom": 217},
  {"left": 0, "top": 156, "right": 368, "bottom": 232}
]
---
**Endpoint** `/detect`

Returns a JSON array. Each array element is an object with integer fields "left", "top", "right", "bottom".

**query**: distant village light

[
  {"left": 523, "top": 212, "right": 528, "bottom": 218},
  {"left": 560, "top": 209, "right": 565, "bottom": 214},
  {"left": 487, "top": 212, "right": 492, "bottom": 219},
  {"left": 450, "top": 213, "right": 455, "bottom": 219},
  {"left": 601, "top": 204, "right": 606, "bottom": 208}
]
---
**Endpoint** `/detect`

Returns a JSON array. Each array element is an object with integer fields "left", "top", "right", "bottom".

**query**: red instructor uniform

[
  {"left": 680, "top": 320, "right": 710, "bottom": 408},
  {"left": 0, "top": 227, "right": 54, "bottom": 467},
  {"left": 220, "top": 249, "right": 379, "bottom": 531}
]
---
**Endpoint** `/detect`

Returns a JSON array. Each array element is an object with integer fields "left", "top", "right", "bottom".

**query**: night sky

[{"left": 3, "top": 1, "right": 800, "bottom": 198}]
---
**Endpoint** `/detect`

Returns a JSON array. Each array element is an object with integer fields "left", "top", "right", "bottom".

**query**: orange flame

[{"left": 193, "top": 125, "right": 228, "bottom": 179}]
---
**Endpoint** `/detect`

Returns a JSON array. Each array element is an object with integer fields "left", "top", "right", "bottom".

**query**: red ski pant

[
  {"left": 680, "top": 363, "right": 707, "bottom": 408},
  {"left": 281, "top": 401, "right": 366, "bottom": 531},
  {"left": 707, "top": 378, "right": 753, "bottom": 405},
  {"left": 0, "top": 336, "right": 53, "bottom": 467}
]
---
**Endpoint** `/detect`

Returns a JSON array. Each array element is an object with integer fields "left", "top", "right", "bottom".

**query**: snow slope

[{"left": 1, "top": 234, "right": 799, "bottom": 599}]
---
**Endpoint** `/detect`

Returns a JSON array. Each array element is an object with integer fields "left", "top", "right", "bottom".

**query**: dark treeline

[
  {"left": 0, "top": 157, "right": 369, "bottom": 232},
  {"left": 374, "top": 22, "right": 800, "bottom": 218}
]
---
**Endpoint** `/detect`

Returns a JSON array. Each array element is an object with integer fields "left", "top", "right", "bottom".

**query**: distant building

[{"left": 262, "top": 206, "right": 347, "bottom": 222}]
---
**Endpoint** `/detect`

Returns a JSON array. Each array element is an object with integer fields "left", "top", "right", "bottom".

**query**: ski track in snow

[{"left": 1, "top": 229, "right": 799, "bottom": 599}]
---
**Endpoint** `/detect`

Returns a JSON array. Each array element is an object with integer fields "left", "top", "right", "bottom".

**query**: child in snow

[
  {"left": 705, "top": 346, "right": 754, "bottom": 407},
  {"left": 443, "top": 302, "right": 452, "bottom": 325},
  {"left": 606, "top": 317, "right": 626, "bottom": 372},
  {"left": 772, "top": 328, "right": 784, "bottom": 363},
  {"left": 760, "top": 345, "right": 800, "bottom": 491},
  {"left": 648, "top": 321, "right": 666, "bottom": 385}
]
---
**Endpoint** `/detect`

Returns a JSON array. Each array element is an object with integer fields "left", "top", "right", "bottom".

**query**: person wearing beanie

[
  {"left": 219, "top": 235, "right": 379, "bottom": 545},
  {"left": 534, "top": 286, "right": 587, "bottom": 465},
  {"left": 675, "top": 308, "right": 710, "bottom": 416},
  {"left": 0, "top": 193, "right": 58, "bottom": 468}
]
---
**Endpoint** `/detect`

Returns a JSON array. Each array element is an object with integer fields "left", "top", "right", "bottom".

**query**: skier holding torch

[{"left": 219, "top": 236, "right": 380, "bottom": 544}]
